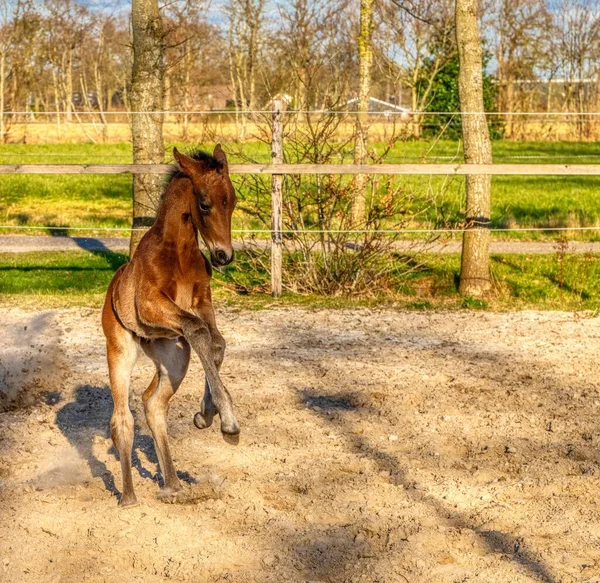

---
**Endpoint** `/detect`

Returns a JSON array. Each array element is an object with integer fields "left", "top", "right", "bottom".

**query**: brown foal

[{"left": 101, "top": 144, "right": 239, "bottom": 507}]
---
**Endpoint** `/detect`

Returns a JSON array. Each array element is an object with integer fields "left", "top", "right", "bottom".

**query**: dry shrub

[{"left": 224, "top": 112, "right": 443, "bottom": 297}]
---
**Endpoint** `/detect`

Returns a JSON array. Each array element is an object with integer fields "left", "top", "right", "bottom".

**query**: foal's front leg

[
  {"left": 138, "top": 295, "right": 239, "bottom": 436},
  {"left": 191, "top": 302, "right": 226, "bottom": 431},
  {"left": 183, "top": 319, "right": 238, "bottom": 435},
  {"left": 193, "top": 329, "right": 225, "bottom": 431}
]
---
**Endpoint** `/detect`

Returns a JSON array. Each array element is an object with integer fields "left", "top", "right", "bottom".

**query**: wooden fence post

[{"left": 271, "top": 99, "right": 283, "bottom": 297}]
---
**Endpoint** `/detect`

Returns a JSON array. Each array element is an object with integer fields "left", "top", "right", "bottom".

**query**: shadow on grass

[{"left": 46, "top": 229, "right": 129, "bottom": 271}]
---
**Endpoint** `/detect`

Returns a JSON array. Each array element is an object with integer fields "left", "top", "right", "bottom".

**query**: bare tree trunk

[
  {"left": 130, "top": 0, "right": 165, "bottom": 255},
  {"left": 352, "top": 0, "right": 374, "bottom": 224},
  {"left": 0, "top": 51, "right": 5, "bottom": 143},
  {"left": 65, "top": 48, "right": 73, "bottom": 123},
  {"left": 228, "top": 45, "right": 240, "bottom": 130},
  {"left": 235, "top": 53, "right": 247, "bottom": 139},
  {"left": 247, "top": 18, "right": 257, "bottom": 110},
  {"left": 182, "top": 44, "right": 190, "bottom": 140},
  {"left": 52, "top": 68, "right": 61, "bottom": 139},
  {"left": 93, "top": 35, "right": 109, "bottom": 143},
  {"left": 456, "top": 0, "right": 492, "bottom": 297}
]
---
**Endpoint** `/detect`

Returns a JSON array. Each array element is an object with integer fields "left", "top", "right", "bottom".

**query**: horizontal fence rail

[{"left": 1, "top": 163, "right": 600, "bottom": 175}]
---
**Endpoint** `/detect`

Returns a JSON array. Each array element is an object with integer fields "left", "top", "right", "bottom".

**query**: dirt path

[
  {"left": 1, "top": 306, "right": 600, "bottom": 582},
  {"left": 2, "top": 234, "right": 600, "bottom": 254}
]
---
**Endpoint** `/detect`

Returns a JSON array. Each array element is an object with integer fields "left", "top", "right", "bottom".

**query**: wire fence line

[
  {"left": 1, "top": 153, "right": 600, "bottom": 161},
  {"left": 2, "top": 110, "right": 600, "bottom": 116},
  {"left": 3, "top": 225, "right": 600, "bottom": 234},
  {"left": 1, "top": 161, "right": 600, "bottom": 236},
  {"left": 2, "top": 105, "right": 599, "bottom": 294},
  {"left": 0, "top": 104, "right": 600, "bottom": 295}
]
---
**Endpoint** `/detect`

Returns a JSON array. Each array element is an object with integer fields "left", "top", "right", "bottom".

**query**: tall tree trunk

[
  {"left": 65, "top": 49, "right": 73, "bottom": 123},
  {"left": 130, "top": 0, "right": 165, "bottom": 255},
  {"left": 52, "top": 68, "right": 61, "bottom": 139},
  {"left": 235, "top": 51, "right": 247, "bottom": 139},
  {"left": 456, "top": 0, "right": 492, "bottom": 297},
  {"left": 182, "top": 44, "right": 190, "bottom": 140},
  {"left": 352, "top": 0, "right": 374, "bottom": 224},
  {"left": 247, "top": 20, "right": 257, "bottom": 110},
  {"left": 228, "top": 44, "right": 240, "bottom": 129},
  {"left": 0, "top": 51, "right": 5, "bottom": 144},
  {"left": 93, "top": 35, "right": 109, "bottom": 142}
]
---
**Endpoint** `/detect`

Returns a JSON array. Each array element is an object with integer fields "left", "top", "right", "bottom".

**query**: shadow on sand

[{"left": 55, "top": 384, "right": 197, "bottom": 502}]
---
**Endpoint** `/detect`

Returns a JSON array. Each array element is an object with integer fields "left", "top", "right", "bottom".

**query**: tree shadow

[
  {"left": 46, "top": 229, "right": 129, "bottom": 271},
  {"left": 55, "top": 384, "right": 196, "bottom": 502},
  {"left": 297, "top": 387, "right": 558, "bottom": 583},
  {"left": 252, "top": 316, "right": 572, "bottom": 582}
]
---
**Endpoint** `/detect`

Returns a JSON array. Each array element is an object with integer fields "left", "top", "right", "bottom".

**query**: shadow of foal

[{"left": 56, "top": 385, "right": 196, "bottom": 501}]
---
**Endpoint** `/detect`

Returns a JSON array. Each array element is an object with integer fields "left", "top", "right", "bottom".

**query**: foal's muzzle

[{"left": 211, "top": 248, "right": 234, "bottom": 267}]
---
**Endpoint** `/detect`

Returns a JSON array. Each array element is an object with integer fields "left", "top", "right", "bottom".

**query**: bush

[
  {"left": 417, "top": 52, "right": 503, "bottom": 140},
  {"left": 227, "top": 112, "right": 441, "bottom": 296}
]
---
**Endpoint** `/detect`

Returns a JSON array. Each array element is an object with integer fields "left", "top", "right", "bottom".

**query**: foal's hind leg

[
  {"left": 103, "top": 302, "right": 138, "bottom": 507},
  {"left": 141, "top": 337, "right": 190, "bottom": 497}
]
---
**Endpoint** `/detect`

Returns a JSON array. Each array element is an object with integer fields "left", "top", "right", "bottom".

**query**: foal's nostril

[{"left": 215, "top": 249, "right": 228, "bottom": 265}]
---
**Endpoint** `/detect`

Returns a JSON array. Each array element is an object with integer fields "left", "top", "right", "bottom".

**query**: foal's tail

[{"left": 101, "top": 264, "right": 127, "bottom": 337}]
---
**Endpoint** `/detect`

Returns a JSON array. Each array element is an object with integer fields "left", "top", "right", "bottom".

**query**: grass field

[
  {"left": 1, "top": 249, "right": 599, "bottom": 311},
  {"left": 1, "top": 141, "right": 600, "bottom": 239}
]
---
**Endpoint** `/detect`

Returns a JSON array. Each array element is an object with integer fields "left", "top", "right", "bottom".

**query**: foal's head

[{"left": 172, "top": 145, "right": 237, "bottom": 267}]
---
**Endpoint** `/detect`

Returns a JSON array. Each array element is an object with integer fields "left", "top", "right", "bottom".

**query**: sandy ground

[{"left": 1, "top": 306, "right": 600, "bottom": 582}]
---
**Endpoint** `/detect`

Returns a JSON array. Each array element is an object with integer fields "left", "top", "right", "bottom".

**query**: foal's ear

[
  {"left": 213, "top": 143, "right": 228, "bottom": 174},
  {"left": 173, "top": 147, "right": 197, "bottom": 176}
]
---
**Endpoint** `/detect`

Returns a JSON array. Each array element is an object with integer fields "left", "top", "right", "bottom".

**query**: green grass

[
  {"left": 2, "top": 249, "right": 600, "bottom": 312},
  {"left": 0, "top": 250, "right": 128, "bottom": 295},
  {"left": 398, "top": 252, "right": 600, "bottom": 310},
  {"left": 1, "top": 141, "right": 600, "bottom": 239}
]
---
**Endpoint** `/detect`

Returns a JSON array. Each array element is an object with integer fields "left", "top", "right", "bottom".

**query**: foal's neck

[{"left": 154, "top": 177, "right": 199, "bottom": 246}]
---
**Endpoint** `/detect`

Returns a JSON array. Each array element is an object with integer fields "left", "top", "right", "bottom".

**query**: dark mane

[{"left": 164, "top": 149, "right": 223, "bottom": 190}]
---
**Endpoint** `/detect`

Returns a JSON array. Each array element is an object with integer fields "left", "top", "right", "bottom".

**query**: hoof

[
  {"left": 221, "top": 419, "right": 240, "bottom": 436},
  {"left": 194, "top": 410, "right": 215, "bottom": 430},
  {"left": 157, "top": 486, "right": 183, "bottom": 500},
  {"left": 119, "top": 495, "right": 138, "bottom": 508}
]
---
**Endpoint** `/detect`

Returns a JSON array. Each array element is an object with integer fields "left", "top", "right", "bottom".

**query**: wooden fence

[
  {"left": 1, "top": 163, "right": 600, "bottom": 175},
  {"left": 5, "top": 158, "right": 600, "bottom": 297},
  {"left": 4, "top": 102, "right": 600, "bottom": 296}
]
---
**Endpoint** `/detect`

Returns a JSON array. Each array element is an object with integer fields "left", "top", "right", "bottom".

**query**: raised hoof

[
  {"left": 193, "top": 410, "right": 215, "bottom": 430},
  {"left": 118, "top": 495, "right": 138, "bottom": 508},
  {"left": 221, "top": 419, "right": 240, "bottom": 437}
]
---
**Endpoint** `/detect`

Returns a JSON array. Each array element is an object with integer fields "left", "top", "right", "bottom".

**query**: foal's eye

[{"left": 199, "top": 200, "right": 211, "bottom": 213}]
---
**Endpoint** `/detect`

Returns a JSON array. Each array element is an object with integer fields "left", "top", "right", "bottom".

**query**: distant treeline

[{"left": 0, "top": 0, "right": 597, "bottom": 132}]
